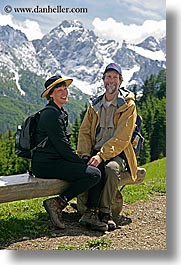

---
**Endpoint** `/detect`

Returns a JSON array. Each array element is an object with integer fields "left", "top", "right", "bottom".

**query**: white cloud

[
  {"left": 0, "top": 11, "right": 166, "bottom": 44},
  {"left": 0, "top": 13, "right": 43, "bottom": 40},
  {"left": 92, "top": 17, "right": 166, "bottom": 44},
  {"left": 117, "top": 0, "right": 165, "bottom": 18},
  {"left": 19, "top": 19, "right": 44, "bottom": 40}
]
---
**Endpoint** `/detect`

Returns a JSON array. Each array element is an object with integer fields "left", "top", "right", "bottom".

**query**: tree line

[{"left": 0, "top": 70, "right": 166, "bottom": 176}]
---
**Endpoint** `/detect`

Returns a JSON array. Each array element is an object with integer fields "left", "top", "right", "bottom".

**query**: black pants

[{"left": 32, "top": 160, "right": 104, "bottom": 208}]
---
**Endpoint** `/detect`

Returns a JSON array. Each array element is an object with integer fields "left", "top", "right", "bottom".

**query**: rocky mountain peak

[
  {"left": 60, "top": 19, "right": 84, "bottom": 30},
  {"left": 137, "top": 36, "right": 161, "bottom": 52},
  {"left": 0, "top": 20, "right": 166, "bottom": 95},
  {"left": 0, "top": 25, "right": 28, "bottom": 48}
]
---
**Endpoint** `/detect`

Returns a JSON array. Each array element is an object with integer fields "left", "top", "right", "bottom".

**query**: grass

[
  {"left": 57, "top": 238, "right": 112, "bottom": 250},
  {"left": 121, "top": 157, "right": 166, "bottom": 202},
  {"left": 0, "top": 158, "right": 166, "bottom": 249}
]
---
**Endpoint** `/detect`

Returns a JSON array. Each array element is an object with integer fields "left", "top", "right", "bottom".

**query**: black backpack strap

[{"left": 32, "top": 106, "right": 59, "bottom": 152}]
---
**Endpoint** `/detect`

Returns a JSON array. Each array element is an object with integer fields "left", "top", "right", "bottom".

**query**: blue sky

[{"left": 0, "top": 0, "right": 166, "bottom": 43}]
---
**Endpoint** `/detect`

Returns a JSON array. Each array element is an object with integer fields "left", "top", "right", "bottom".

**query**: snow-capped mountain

[
  {"left": 0, "top": 20, "right": 166, "bottom": 96},
  {"left": 0, "top": 20, "right": 166, "bottom": 133}
]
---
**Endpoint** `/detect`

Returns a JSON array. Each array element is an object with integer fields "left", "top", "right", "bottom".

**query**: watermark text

[{"left": 4, "top": 5, "right": 88, "bottom": 14}]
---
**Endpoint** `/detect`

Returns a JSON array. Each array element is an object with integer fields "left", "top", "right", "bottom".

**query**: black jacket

[{"left": 32, "top": 101, "right": 83, "bottom": 164}]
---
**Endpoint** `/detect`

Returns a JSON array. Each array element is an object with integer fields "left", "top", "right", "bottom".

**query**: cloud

[
  {"left": 92, "top": 17, "right": 166, "bottom": 44},
  {"left": 0, "top": 13, "right": 43, "bottom": 40},
  {"left": 0, "top": 11, "right": 166, "bottom": 44},
  {"left": 117, "top": 0, "right": 165, "bottom": 19}
]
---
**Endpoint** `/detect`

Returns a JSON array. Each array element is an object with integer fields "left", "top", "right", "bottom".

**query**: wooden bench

[
  {"left": 0, "top": 173, "right": 69, "bottom": 204},
  {"left": 0, "top": 168, "right": 146, "bottom": 204}
]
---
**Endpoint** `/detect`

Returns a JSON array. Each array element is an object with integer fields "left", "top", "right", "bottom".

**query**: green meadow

[{"left": 0, "top": 158, "right": 166, "bottom": 248}]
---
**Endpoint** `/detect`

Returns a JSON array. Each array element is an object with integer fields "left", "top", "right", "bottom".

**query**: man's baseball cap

[{"left": 103, "top": 63, "right": 122, "bottom": 76}]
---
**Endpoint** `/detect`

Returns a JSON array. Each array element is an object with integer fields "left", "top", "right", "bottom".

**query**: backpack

[
  {"left": 120, "top": 87, "right": 144, "bottom": 156},
  {"left": 15, "top": 105, "right": 57, "bottom": 159}
]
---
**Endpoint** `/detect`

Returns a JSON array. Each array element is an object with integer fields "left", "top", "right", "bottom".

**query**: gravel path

[{"left": 5, "top": 195, "right": 166, "bottom": 250}]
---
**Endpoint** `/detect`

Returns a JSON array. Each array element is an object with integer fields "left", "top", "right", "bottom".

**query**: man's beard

[{"left": 105, "top": 83, "right": 119, "bottom": 94}]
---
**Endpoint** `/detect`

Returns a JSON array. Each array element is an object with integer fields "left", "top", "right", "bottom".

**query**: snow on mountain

[
  {"left": 0, "top": 20, "right": 166, "bottom": 97},
  {"left": 13, "top": 41, "right": 44, "bottom": 75},
  {"left": 0, "top": 25, "right": 28, "bottom": 48},
  {"left": 122, "top": 65, "right": 141, "bottom": 87},
  {"left": 127, "top": 44, "right": 165, "bottom": 61}
]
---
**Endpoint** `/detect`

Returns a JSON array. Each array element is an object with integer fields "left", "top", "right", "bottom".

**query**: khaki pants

[
  {"left": 77, "top": 156, "right": 146, "bottom": 220},
  {"left": 99, "top": 156, "right": 126, "bottom": 214}
]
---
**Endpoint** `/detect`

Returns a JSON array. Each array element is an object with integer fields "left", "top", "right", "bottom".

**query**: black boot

[{"left": 99, "top": 211, "right": 117, "bottom": 231}]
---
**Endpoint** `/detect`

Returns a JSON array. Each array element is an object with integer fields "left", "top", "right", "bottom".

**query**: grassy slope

[
  {"left": 122, "top": 157, "right": 166, "bottom": 202},
  {"left": 0, "top": 158, "right": 166, "bottom": 247}
]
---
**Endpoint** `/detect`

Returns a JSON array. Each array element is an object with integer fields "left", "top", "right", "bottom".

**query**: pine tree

[
  {"left": 0, "top": 131, "right": 29, "bottom": 175},
  {"left": 156, "top": 69, "right": 166, "bottom": 99},
  {"left": 138, "top": 123, "right": 151, "bottom": 165},
  {"left": 71, "top": 116, "right": 80, "bottom": 150},
  {"left": 150, "top": 98, "right": 166, "bottom": 160}
]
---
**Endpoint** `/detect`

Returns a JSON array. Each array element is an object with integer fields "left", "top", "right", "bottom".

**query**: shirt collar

[{"left": 101, "top": 94, "right": 118, "bottom": 107}]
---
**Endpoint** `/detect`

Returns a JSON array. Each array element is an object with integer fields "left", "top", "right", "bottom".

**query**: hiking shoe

[
  {"left": 79, "top": 208, "right": 108, "bottom": 232},
  {"left": 43, "top": 197, "right": 67, "bottom": 229},
  {"left": 99, "top": 212, "right": 117, "bottom": 231},
  {"left": 117, "top": 215, "right": 132, "bottom": 226}
]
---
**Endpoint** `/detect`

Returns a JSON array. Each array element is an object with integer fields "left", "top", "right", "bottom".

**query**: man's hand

[{"left": 87, "top": 155, "right": 102, "bottom": 167}]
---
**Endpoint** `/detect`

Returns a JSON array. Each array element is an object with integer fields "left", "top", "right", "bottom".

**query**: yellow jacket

[{"left": 77, "top": 90, "right": 138, "bottom": 181}]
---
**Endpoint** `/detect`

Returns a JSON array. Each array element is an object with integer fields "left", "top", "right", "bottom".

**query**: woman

[{"left": 32, "top": 74, "right": 107, "bottom": 232}]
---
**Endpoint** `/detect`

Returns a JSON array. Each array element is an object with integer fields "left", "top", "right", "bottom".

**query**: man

[
  {"left": 77, "top": 63, "right": 146, "bottom": 230},
  {"left": 32, "top": 74, "right": 108, "bottom": 232}
]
